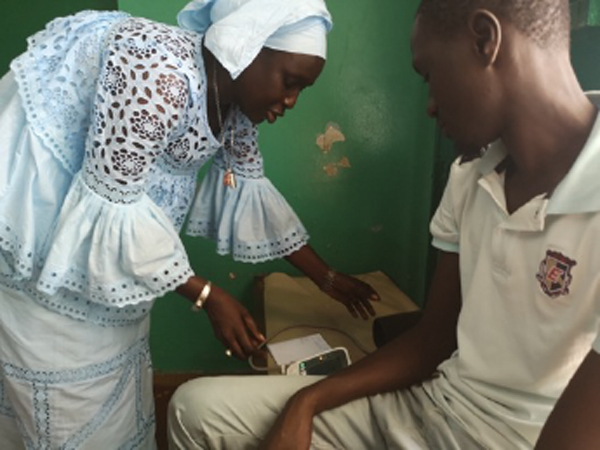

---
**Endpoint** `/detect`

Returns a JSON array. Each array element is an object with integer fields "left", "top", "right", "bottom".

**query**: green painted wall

[
  {"left": 571, "top": 0, "right": 600, "bottom": 28},
  {"left": 572, "top": 27, "right": 600, "bottom": 90},
  {"left": 119, "top": 0, "right": 438, "bottom": 372}
]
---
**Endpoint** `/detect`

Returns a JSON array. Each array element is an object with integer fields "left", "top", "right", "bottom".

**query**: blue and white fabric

[
  {"left": 0, "top": 286, "right": 156, "bottom": 449},
  {"left": 0, "top": 10, "right": 309, "bottom": 326},
  {"left": 0, "top": 8, "right": 313, "bottom": 448}
]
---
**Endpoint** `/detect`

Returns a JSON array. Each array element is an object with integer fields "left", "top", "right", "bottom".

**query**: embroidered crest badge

[{"left": 536, "top": 250, "right": 577, "bottom": 298}]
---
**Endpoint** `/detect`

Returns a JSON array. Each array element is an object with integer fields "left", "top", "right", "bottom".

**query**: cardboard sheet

[{"left": 263, "top": 271, "right": 418, "bottom": 371}]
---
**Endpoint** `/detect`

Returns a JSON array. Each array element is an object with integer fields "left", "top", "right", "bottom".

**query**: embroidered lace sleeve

[
  {"left": 81, "top": 22, "right": 196, "bottom": 203},
  {"left": 186, "top": 107, "right": 309, "bottom": 263},
  {"left": 36, "top": 19, "right": 202, "bottom": 307}
]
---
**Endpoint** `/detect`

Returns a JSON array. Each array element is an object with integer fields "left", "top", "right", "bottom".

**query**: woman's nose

[{"left": 283, "top": 90, "right": 299, "bottom": 109}]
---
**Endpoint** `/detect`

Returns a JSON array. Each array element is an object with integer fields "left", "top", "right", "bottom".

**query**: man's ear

[{"left": 468, "top": 9, "right": 502, "bottom": 66}]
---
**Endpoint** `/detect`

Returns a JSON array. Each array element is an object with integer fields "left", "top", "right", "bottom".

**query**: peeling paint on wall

[
  {"left": 338, "top": 157, "right": 351, "bottom": 168},
  {"left": 317, "top": 123, "right": 351, "bottom": 177},
  {"left": 323, "top": 163, "right": 339, "bottom": 177},
  {"left": 323, "top": 158, "right": 352, "bottom": 177},
  {"left": 316, "top": 122, "right": 345, "bottom": 152}
]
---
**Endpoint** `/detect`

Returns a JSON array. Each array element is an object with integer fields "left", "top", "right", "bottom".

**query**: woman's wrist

[
  {"left": 319, "top": 269, "right": 337, "bottom": 293},
  {"left": 191, "top": 280, "right": 212, "bottom": 311},
  {"left": 176, "top": 275, "right": 217, "bottom": 311},
  {"left": 201, "top": 283, "right": 223, "bottom": 312},
  {"left": 284, "top": 245, "right": 334, "bottom": 290}
]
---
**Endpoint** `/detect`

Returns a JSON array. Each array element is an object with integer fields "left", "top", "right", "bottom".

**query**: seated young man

[{"left": 167, "top": 0, "right": 600, "bottom": 448}]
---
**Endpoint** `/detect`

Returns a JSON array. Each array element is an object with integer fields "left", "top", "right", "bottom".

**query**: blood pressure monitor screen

[{"left": 299, "top": 349, "right": 349, "bottom": 375}]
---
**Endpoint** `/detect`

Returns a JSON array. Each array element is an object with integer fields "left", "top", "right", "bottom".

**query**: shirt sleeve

[
  {"left": 36, "top": 26, "right": 197, "bottom": 307},
  {"left": 430, "top": 158, "right": 464, "bottom": 253},
  {"left": 185, "top": 106, "right": 309, "bottom": 263}
]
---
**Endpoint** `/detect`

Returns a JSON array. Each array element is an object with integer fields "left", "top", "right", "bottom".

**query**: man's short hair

[{"left": 417, "top": 0, "right": 571, "bottom": 49}]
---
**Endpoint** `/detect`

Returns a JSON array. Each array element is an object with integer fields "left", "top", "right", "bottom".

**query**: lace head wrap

[{"left": 177, "top": 0, "right": 333, "bottom": 79}]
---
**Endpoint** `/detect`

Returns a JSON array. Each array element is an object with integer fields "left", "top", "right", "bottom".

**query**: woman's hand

[
  {"left": 259, "top": 391, "right": 315, "bottom": 450},
  {"left": 283, "top": 245, "right": 379, "bottom": 320},
  {"left": 203, "top": 285, "right": 265, "bottom": 359},
  {"left": 321, "top": 271, "right": 379, "bottom": 320}
]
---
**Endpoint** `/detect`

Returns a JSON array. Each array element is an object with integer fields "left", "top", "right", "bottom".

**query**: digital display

[{"left": 300, "top": 350, "right": 349, "bottom": 375}]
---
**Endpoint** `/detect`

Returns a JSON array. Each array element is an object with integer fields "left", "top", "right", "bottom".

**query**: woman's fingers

[
  {"left": 345, "top": 302, "right": 359, "bottom": 319},
  {"left": 354, "top": 300, "right": 371, "bottom": 320},
  {"left": 243, "top": 311, "right": 266, "bottom": 344},
  {"left": 222, "top": 330, "right": 253, "bottom": 359},
  {"left": 205, "top": 294, "right": 262, "bottom": 359},
  {"left": 222, "top": 321, "right": 260, "bottom": 359},
  {"left": 333, "top": 286, "right": 376, "bottom": 320},
  {"left": 236, "top": 327, "right": 259, "bottom": 358},
  {"left": 347, "top": 297, "right": 370, "bottom": 320},
  {"left": 360, "top": 296, "right": 377, "bottom": 316},
  {"left": 226, "top": 338, "right": 245, "bottom": 359},
  {"left": 354, "top": 281, "right": 380, "bottom": 303}
]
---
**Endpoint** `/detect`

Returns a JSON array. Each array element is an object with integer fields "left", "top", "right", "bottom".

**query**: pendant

[{"left": 223, "top": 168, "right": 237, "bottom": 188}]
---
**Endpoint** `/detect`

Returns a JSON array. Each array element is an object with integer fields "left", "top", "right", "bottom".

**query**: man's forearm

[
  {"left": 298, "top": 318, "right": 456, "bottom": 415},
  {"left": 297, "top": 251, "right": 462, "bottom": 415}
]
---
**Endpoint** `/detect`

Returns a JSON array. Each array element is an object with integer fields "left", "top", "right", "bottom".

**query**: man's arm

[
  {"left": 535, "top": 349, "right": 600, "bottom": 449},
  {"left": 260, "top": 250, "right": 462, "bottom": 450}
]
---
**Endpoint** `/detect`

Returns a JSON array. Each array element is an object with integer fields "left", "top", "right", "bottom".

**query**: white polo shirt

[{"left": 427, "top": 98, "right": 600, "bottom": 448}]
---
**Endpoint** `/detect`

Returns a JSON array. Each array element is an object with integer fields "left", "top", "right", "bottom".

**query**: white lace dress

[{"left": 0, "top": 10, "right": 308, "bottom": 448}]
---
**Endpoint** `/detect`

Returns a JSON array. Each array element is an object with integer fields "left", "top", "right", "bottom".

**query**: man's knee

[{"left": 167, "top": 378, "right": 217, "bottom": 449}]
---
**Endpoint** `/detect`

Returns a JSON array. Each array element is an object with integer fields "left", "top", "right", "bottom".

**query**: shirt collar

[
  {"left": 478, "top": 140, "right": 508, "bottom": 176},
  {"left": 476, "top": 91, "right": 600, "bottom": 215}
]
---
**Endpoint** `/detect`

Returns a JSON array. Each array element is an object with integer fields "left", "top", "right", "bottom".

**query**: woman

[{"left": 0, "top": 0, "right": 379, "bottom": 447}]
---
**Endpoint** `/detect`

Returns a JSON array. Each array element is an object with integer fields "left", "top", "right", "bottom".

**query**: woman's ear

[{"left": 468, "top": 9, "right": 502, "bottom": 66}]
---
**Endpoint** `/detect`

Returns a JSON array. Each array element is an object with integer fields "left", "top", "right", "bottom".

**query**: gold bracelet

[{"left": 191, "top": 281, "right": 212, "bottom": 312}]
